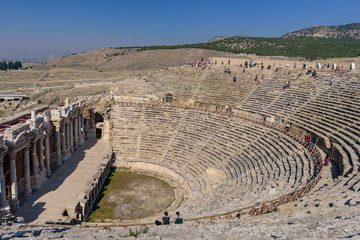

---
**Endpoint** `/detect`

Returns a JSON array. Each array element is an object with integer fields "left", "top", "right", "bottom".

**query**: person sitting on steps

[
  {"left": 175, "top": 211, "right": 183, "bottom": 224},
  {"left": 163, "top": 211, "right": 170, "bottom": 225}
]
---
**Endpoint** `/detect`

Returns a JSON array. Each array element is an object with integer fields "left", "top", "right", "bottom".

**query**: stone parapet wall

[
  {"left": 75, "top": 150, "right": 113, "bottom": 221},
  {"left": 210, "top": 56, "right": 357, "bottom": 70}
]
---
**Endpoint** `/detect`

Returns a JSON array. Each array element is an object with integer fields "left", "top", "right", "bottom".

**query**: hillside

[
  {"left": 282, "top": 23, "right": 360, "bottom": 40},
  {"left": 136, "top": 23, "right": 360, "bottom": 59},
  {"left": 34, "top": 23, "right": 360, "bottom": 69},
  {"left": 35, "top": 48, "right": 232, "bottom": 71}
]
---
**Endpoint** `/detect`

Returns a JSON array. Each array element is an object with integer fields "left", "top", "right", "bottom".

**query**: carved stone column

[
  {"left": 103, "top": 120, "right": 111, "bottom": 140},
  {"left": 61, "top": 125, "right": 66, "bottom": 160},
  {"left": 66, "top": 122, "right": 70, "bottom": 148},
  {"left": 44, "top": 132, "right": 51, "bottom": 177},
  {"left": 39, "top": 136, "right": 45, "bottom": 171},
  {"left": 55, "top": 123, "right": 62, "bottom": 167},
  {"left": 81, "top": 113, "right": 84, "bottom": 134},
  {"left": 74, "top": 117, "right": 79, "bottom": 150},
  {"left": 0, "top": 153, "right": 7, "bottom": 206},
  {"left": 78, "top": 114, "right": 82, "bottom": 144},
  {"left": 9, "top": 152, "right": 19, "bottom": 209},
  {"left": 23, "top": 145, "right": 32, "bottom": 197},
  {"left": 70, "top": 119, "right": 74, "bottom": 153},
  {"left": 78, "top": 114, "right": 82, "bottom": 136},
  {"left": 31, "top": 140, "right": 39, "bottom": 177},
  {"left": 79, "top": 113, "right": 85, "bottom": 145}
]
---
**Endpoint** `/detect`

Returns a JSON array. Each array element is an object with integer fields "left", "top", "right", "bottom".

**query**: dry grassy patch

[{"left": 87, "top": 169, "right": 174, "bottom": 222}]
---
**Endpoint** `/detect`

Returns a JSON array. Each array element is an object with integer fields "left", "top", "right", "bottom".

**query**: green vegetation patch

[
  {"left": 87, "top": 169, "right": 175, "bottom": 222},
  {"left": 117, "top": 36, "right": 360, "bottom": 59},
  {"left": 119, "top": 227, "right": 149, "bottom": 238}
]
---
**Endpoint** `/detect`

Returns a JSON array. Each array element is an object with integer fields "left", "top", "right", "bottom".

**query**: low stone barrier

[{"left": 63, "top": 150, "right": 113, "bottom": 223}]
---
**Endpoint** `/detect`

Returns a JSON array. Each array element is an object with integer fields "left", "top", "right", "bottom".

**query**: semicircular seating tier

[
  {"left": 110, "top": 103, "right": 316, "bottom": 219},
  {"left": 236, "top": 70, "right": 360, "bottom": 179}
]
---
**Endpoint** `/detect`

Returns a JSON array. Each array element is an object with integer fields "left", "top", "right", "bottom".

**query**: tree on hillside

[
  {"left": 14, "top": 61, "right": 22, "bottom": 70},
  {"left": 0, "top": 60, "right": 23, "bottom": 70},
  {"left": 7, "top": 61, "right": 14, "bottom": 70},
  {"left": 0, "top": 61, "right": 7, "bottom": 70}
]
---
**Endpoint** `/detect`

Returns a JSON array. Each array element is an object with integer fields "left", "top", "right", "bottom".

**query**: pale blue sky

[{"left": 1, "top": 0, "right": 359, "bottom": 59}]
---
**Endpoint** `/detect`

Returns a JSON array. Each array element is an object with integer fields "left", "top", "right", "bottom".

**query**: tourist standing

[
  {"left": 324, "top": 154, "right": 330, "bottom": 166},
  {"left": 311, "top": 137, "right": 316, "bottom": 147}
]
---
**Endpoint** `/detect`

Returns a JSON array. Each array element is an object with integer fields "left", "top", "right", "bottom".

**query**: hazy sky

[{"left": 1, "top": 0, "right": 359, "bottom": 59}]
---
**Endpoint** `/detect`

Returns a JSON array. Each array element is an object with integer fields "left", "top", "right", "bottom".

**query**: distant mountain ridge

[
  {"left": 206, "top": 36, "right": 229, "bottom": 43},
  {"left": 282, "top": 23, "right": 360, "bottom": 40},
  {"left": 206, "top": 35, "right": 247, "bottom": 43}
]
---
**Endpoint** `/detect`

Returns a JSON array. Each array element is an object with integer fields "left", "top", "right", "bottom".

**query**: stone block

[
  {"left": 4, "top": 123, "right": 30, "bottom": 143},
  {"left": 50, "top": 109, "right": 62, "bottom": 121}
]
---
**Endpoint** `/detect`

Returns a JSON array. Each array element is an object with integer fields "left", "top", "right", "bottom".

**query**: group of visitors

[
  {"left": 189, "top": 59, "right": 212, "bottom": 70},
  {"left": 304, "top": 69, "right": 317, "bottom": 77},
  {"left": 334, "top": 65, "right": 345, "bottom": 71},
  {"left": 155, "top": 211, "right": 183, "bottom": 225},
  {"left": 216, "top": 60, "right": 265, "bottom": 70},
  {"left": 329, "top": 71, "right": 350, "bottom": 86},
  {"left": 224, "top": 68, "right": 231, "bottom": 75},
  {"left": 283, "top": 80, "right": 291, "bottom": 89},
  {"left": 216, "top": 105, "right": 233, "bottom": 114},
  {"left": 304, "top": 135, "right": 317, "bottom": 147},
  {"left": 255, "top": 74, "right": 265, "bottom": 85},
  {"left": 210, "top": 58, "right": 353, "bottom": 90},
  {"left": 340, "top": 72, "right": 350, "bottom": 78}
]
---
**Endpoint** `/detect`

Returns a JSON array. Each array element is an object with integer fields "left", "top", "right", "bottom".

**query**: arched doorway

[
  {"left": 164, "top": 94, "right": 173, "bottom": 104},
  {"left": 95, "top": 112, "right": 104, "bottom": 139}
]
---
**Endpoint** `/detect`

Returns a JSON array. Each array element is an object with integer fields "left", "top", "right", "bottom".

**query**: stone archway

[
  {"left": 164, "top": 93, "right": 173, "bottom": 104},
  {"left": 94, "top": 112, "right": 104, "bottom": 139}
]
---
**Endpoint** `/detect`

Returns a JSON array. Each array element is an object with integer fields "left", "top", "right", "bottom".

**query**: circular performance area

[{"left": 87, "top": 170, "right": 175, "bottom": 222}]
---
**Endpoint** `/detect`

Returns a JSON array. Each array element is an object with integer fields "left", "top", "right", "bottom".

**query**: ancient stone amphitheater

[{"left": 0, "top": 56, "right": 359, "bottom": 239}]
